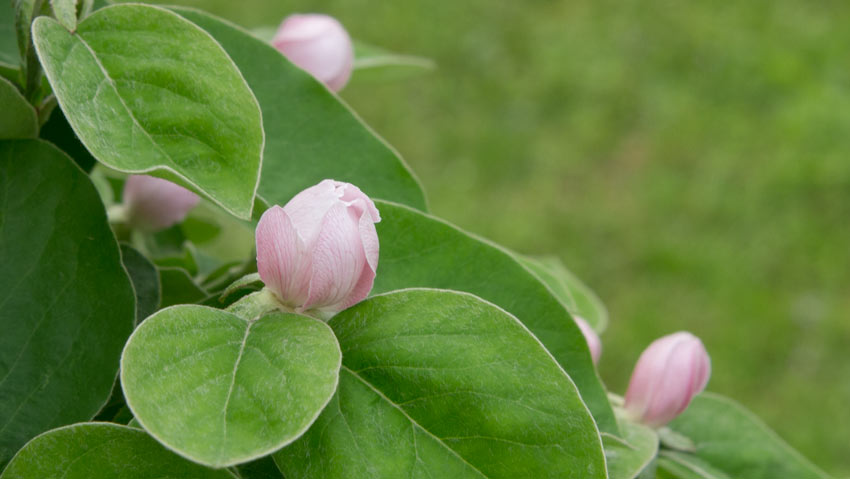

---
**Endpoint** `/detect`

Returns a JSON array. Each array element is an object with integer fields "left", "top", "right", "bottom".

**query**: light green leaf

[
  {"left": 275, "top": 289, "right": 607, "bottom": 478},
  {"left": 0, "top": 140, "right": 135, "bottom": 466},
  {"left": 656, "top": 452, "right": 730, "bottom": 479},
  {"left": 169, "top": 7, "right": 427, "bottom": 211},
  {"left": 0, "top": 76, "right": 37, "bottom": 139},
  {"left": 369, "top": 200, "right": 618, "bottom": 434},
  {"left": 50, "top": 0, "right": 77, "bottom": 31},
  {"left": 0, "top": 423, "right": 233, "bottom": 478},
  {"left": 121, "top": 304, "right": 341, "bottom": 467},
  {"left": 603, "top": 421, "right": 658, "bottom": 479},
  {"left": 120, "top": 244, "right": 161, "bottom": 323},
  {"left": 32, "top": 5, "right": 264, "bottom": 219},
  {"left": 521, "top": 255, "right": 609, "bottom": 332},
  {"left": 666, "top": 393, "right": 831, "bottom": 479}
]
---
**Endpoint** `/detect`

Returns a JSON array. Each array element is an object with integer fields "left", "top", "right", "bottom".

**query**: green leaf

[
  {"left": 603, "top": 421, "right": 659, "bottom": 479},
  {"left": 0, "top": 76, "right": 37, "bottom": 139},
  {"left": 120, "top": 244, "right": 161, "bottom": 323},
  {"left": 32, "top": 5, "right": 264, "bottom": 219},
  {"left": 666, "top": 393, "right": 831, "bottom": 479},
  {"left": 158, "top": 267, "right": 207, "bottom": 307},
  {"left": 121, "top": 304, "right": 341, "bottom": 467},
  {"left": 236, "top": 456, "right": 284, "bottom": 479},
  {"left": 351, "top": 41, "right": 436, "bottom": 83},
  {"left": 0, "top": 2, "right": 18, "bottom": 67},
  {"left": 0, "top": 140, "right": 135, "bottom": 466},
  {"left": 656, "top": 452, "right": 730, "bottom": 479},
  {"left": 169, "top": 7, "right": 427, "bottom": 211},
  {"left": 275, "top": 289, "right": 607, "bottom": 478},
  {"left": 50, "top": 0, "right": 77, "bottom": 31},
  {"left": 0, "top": 423, "right": 233, "bottom": 478},
  {"left": 521, "top": 255, "right": 609, "bottom": 332},
  {"left": 369, "top": 200, "right": 618, "bottom": 434}
]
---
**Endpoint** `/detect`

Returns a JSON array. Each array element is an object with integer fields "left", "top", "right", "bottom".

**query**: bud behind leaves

[
  {"left": 123, "top": 175, "right": 200, "bottom": 232},
  {"left": 272, "top": 14, "right": 354, "bottom": 92}
]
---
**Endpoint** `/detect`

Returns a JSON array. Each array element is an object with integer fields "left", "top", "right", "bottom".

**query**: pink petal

[
  {"left": 301, "top": 202, "right": 365, "bottom": 311},
  {"left": 256, "top": 206, "right": 311, "bottom": 305},
  {"left": 573, "top": 316, "right": 602, "bottom": 364}
]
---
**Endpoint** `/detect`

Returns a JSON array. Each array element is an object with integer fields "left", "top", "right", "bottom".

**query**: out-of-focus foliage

[{"left": 156, "top": 0, "right": 850, "bottom": 474}]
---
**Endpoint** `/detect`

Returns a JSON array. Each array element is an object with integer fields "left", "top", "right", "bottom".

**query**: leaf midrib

[{"left": 340, "top": 366, "right": 489, "bottom": 479}]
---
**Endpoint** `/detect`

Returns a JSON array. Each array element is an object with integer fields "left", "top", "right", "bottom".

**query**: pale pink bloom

[
  {"left": 123, "top": 175, "right": 199, "bottom": 232},
  {"left": 624, "top": 332, "right": 711, "bottom": 427},
  {"left": 272, "top": 14, "right": 354, "bottom": 92},
  {"left": 574, "top": 315, "right": 602, "bottom": 364},
  {"left": 256, "top": 179, "right": 380, "bottom": 314}
]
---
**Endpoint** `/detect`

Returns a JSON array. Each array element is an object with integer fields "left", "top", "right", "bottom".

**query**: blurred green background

[{"left": 161, "top": 0, "right": 850, "bottom": 474}]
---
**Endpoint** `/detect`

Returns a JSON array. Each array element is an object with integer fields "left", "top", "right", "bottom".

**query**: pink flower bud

[
  {"left": 624, "top": 332, "right": 711, "bottom": 427},
  {"left": 574, "top": 315, "right": 602, "bottom": 364},
  {"left": 272, "top": 14, "right": 354, "bottom": 92},
  {"left": 256, "top": 179, "right": 380, "bottom": 314},
  {"left": 123, "top": 175, "right": 200, "bottom": 232}
]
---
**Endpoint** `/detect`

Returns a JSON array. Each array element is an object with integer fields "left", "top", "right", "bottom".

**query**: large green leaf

[
  {"left": 665, "top": 393, "right": 831, "bottom": 479},
  {"left": 169, "top": 7, "right": 427, "bottom": 211},
  {"left": 275, "top": 289, "right": 607, "bottom": 478},
  {"left": 0, "top": 140, "right": 135, "bottom": 466},
  {"left": 0, "top": 76, "right": 37, "bottom": 139},
  {"left": 0, "top": 423, "right": 233, "bottom": 478},
  {"left": 32, "top": 5, "right": 264, "bottom": 219},
  {"left": 603, "top": 421, "right": 658, "bottom": 479},
  {"left": 369, "top": 200, "right": 618, "bottom": 434},
  {"left": 121, "top": 304, "right": 341, "bottom": 467}
]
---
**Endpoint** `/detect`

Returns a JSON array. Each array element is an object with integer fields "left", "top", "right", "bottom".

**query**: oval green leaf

[
  {"left": 666, "top": 393, "right": 831, "bottom": 479},
  {"left": 121, "top": 305, "right": 341, "bottom": 467},
  {"left": 603, "top": 421, "right": 658, "bottom": 479},
  {"left": 169, "top": 7, "right": 427, "bottom": 211},
  {"left": 0, "top": 76, "right": 37, "bottom": 139},
  {"left": 0, "top": 423, "right": 232, "bottom": 479},
  {"left": 32, "top": 5, "right": 264, "bottom": 219},
  {"left": 370, "top": 200, "right": 618, "bottom": 434},
  {"left": 0, "top": 140, "right": 135, "bottom": 466},
  {"left": 275, "top": 289, "right": 607, "bottom": 478}
]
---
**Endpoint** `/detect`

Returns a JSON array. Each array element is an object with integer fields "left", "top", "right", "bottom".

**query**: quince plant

[{"left": 0, "top": 1, "right": 834, "bottom": 478}]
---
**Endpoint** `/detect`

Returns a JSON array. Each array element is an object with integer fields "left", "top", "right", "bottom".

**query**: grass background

[{"left": 160, "top": 0, "right": 850, "bottom": 474}]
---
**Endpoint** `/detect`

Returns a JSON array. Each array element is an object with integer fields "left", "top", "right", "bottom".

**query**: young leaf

[
  {"left": 369, "top": 200, "right": 619, "bottom": 434},
  {"left": 520, "top": 255, "right": 609, "bottom": 332},
  {"left": 50, "top": 0, "right": 77, "bottom": 31},
  {"left": 158, "top": 267, "right": 207, "bottom": 307},
  {"left": 603, "top": 421, "right": 659, "bottom": 479},
  {"left": 665, "top": 393, "right": 831, "bottom": 479},
  {"left": 0, "top": 76, "right": 38, "bottom": 139},
  {"left": 0, "top": 140, "right": 135, "bottom": 466},
  {"left": 121, "top": 305, "right": 341, "bottom": 467},
  {"left": 32, "top": 5, "right": 264, "bottom": 219},
  {"left": 169, "top": 7, "right": 427, "bottom": 211},
  {"left": 120, "top": 244, "right": 161, "bottom": 323},
  {"left": 275, "top": 289, "right": 607, "bottom": 478},
  {"left": 0, "top": 2, "right": 17, "bottom": 67},
  {"left": 0, "top": 423, "right": 233, "bottom": 478}
]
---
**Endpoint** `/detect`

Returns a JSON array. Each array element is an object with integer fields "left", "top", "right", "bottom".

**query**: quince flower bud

[
  {"left": 272, "top": 14, "right": 354, "bottom": 92},
  {"left": 122, "top": 175, "right": 199, "bottom": 232},
  {"left": 256, "top": 179, "right": 380, "bottom": 314},
  {"left": 624, "top": 331, "right": 711, "bottom": 427}
]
